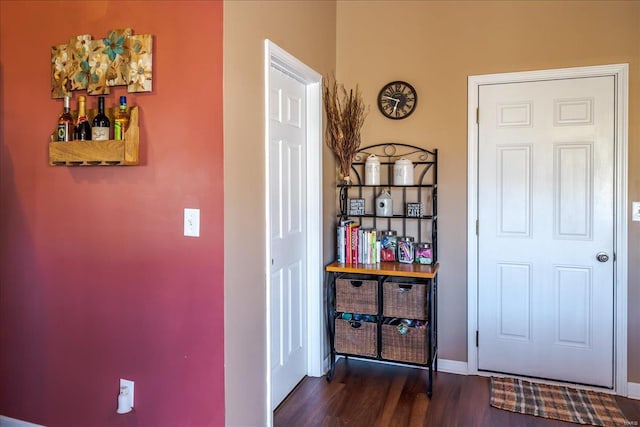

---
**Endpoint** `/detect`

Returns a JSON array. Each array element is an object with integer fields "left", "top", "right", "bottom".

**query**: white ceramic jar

[
  {"left": 393, "top": 158, "right": 414, "bottom": 186},
  {"left": 365, "top": 154, "right": 381, "bottom": 185}
]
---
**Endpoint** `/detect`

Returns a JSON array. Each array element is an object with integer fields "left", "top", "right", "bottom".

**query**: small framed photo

[
  {"left": 406, "top": 202, "right": 423, "bottom": 217},
  {"left": 349, "top": 198, "right": 365, "bottom": 216}
]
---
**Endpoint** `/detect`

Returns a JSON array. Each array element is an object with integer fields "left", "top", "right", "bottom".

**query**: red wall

[{"left": 0, "top": 2, "right": 224, "bottom": 426}]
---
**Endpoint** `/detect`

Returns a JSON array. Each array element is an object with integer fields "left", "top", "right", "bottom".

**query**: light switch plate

[
  {"left": 184, "top": 208, "right": 200, "bottom": 237},
  {"left": 632, "top": 202, "right": 640, "bottom": 222}
]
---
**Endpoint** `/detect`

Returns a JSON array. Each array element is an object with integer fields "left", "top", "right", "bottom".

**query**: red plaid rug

[{"left": 490, "top": 377, "right": 629, "bottom": 426}]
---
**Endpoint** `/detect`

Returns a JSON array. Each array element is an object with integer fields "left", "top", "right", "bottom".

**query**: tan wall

[
  {"left": 225, "top": 3, "right": 639, "bottom": 423},
  {"left": 223, "top": 1, "right": 336, "bottom": 425},
  {"left": 337, "top": 0, "right": 640, "bottom": 380}
]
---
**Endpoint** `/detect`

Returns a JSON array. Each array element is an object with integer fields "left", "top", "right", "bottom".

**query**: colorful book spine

[
  {"left": 337, "top": 225, "right": 345, "bottom": 263},
  {"left": 359, "top": 228, "right": 366, "bottom": 264},
  {"left": 337, "top": 220, "right": 355, "bottom": 264},
  {"left": 350, "top": 224, "right": 359, "bottom": 264},
  {"left": 370, "top": 229, "right": 377, "bottom": 264},
  {"left": 337, "top": 223, "right": 382, "bottom": 265},
  {"left": 347, "top": 223, "right": 352, "bottom": 263}
]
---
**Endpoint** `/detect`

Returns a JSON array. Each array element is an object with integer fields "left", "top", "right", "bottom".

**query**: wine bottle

[
  {"left": 73, "top": 95, "right": 92, "bottom": 141},
  {"left": 114, "top": 96, "right": 130, "bottom": 140},
  {"left": 91, "top": 96, "right": 110, "bottom": 141},
  {"left": 57, "top": 96, "right": 74, "bottom": 142}
]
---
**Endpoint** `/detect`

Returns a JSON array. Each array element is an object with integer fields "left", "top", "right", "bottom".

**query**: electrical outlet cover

[
  {"left": 120, "top": 378, "right": 134, "bottom": 409},
  {"left": 632, "top": 202, "right": 640, "bottom": 222}
]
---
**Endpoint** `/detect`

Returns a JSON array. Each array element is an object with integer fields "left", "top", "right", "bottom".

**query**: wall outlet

[
  {"left": 117, "top": 378, "right": 134, "bottom": 414},
  {"left": 633, "top": 202, "right": 640, "bottom": 222},
  {"left": 184, "top": 208, "right": 200, "bottom": 237}
]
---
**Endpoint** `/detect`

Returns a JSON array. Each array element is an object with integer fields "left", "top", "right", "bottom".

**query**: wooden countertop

[{"left": 325, "top": 261, "right": 439, "bottom": 279}]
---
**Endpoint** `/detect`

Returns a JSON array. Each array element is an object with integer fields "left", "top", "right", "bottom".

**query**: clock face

[{"left": 377, "top": 81, "right": 417, "bottom": 120}]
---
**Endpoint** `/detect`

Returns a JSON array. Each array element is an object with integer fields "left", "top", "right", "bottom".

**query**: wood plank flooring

[{"left": 274, "top": 358, "right": 640, "bottom": 427}]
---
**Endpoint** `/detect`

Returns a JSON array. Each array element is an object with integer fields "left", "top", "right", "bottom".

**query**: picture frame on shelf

[
  {"left": 406, "top": 202, "right": 423, "bottom": 217},
  {"left": 349, "top": 198, "right": 365, "bottom": 216}
]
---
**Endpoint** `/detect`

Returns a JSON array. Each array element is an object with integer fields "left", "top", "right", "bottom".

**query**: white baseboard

[
  {"left": 321, "top": 355, "right": 469, "bottom": 376},
  {"left": 0, "top": 416, "right": 45, "bottom": 427},
  {"left": 628, "top": 382, "right": 640, "bottom": 400},
  {"left": 437, "top": 359, "right": 469, "bottom": 375},
  {"left": 323, "top": 354, "right": 331, "bottom": 374}
]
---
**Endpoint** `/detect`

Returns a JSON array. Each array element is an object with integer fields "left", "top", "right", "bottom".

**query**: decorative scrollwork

[
  {"left": 383, "top": 144, "right": 397, "bottom": 157},
  {"left": 345, "top": 142, "right": 436, "bottom": 186}
]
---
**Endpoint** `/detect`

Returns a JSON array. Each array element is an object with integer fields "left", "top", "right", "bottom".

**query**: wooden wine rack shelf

[{"left": 49, "top": 106, "right": 140, "bottom": 166}]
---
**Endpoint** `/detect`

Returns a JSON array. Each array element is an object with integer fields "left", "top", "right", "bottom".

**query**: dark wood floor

[{"left": 274, "top": 358, "right": 640, "bottom": 427}]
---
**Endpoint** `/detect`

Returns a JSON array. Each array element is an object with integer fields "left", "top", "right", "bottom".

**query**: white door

[
  {"left": 477, "top": 76, "right": 615, "bottom": 387},
  {"left": 269, "top": 66, "right": 308, "bottom": 408}
]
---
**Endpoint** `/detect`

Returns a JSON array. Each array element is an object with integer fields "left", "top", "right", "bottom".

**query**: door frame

[
  {"left": 264, "top": 39, "right": 324, "bottom": 422},
  {"left": 467, "top": 64, "right": 629, "bottom": 395}
]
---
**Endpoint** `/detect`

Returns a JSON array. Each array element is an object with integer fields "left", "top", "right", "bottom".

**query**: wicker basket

[
  {"left": 381, "top": 323, "right": 428, "bottom": 364},
  {"left": 336, "top": 277, "right": 378, "bottom": 314},
  {"left": 382, "top": 279, "right": 428, "bottom": 320},
  {"left": 335, "top": 318, "right": 377, "bottom": 357}
]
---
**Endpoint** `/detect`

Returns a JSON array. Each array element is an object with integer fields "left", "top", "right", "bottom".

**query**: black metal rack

[
  {"left": 326, "top": 142, "right": 439, "bottom": 397},
  {"left": 325, "top": 264, "right": 438, "bottom": 397},
  {"left": 337, "top": 143, "right": 438, "bottom": 262}
]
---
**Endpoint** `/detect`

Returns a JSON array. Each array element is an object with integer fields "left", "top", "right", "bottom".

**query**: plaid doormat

[{"left": 490, "top": 377, "right": 629, "bottom": 426}]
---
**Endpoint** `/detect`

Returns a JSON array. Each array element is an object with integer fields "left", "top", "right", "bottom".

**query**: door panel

[
  {"left": 497, "top": 263, "right": 531, "bottom": 340},
  {"left": 554, "top": 143, "right": 592, "bottom": 239},
  {"left": 269, "top": 67, "right": 307, "bottom": 408},
  {"left": 497, "top": 145, "right": 531, "bottom": 236},
  {"left": 477, "top": 76, "right": 614, "bottom": 387},
  {"left": 555, "top": 266, "right": 591, "bottom": 347}
]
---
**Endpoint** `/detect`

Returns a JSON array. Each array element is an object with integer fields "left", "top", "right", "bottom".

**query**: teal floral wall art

[{"left": 51, "top": 28, "right": 153, "bottom": 98}]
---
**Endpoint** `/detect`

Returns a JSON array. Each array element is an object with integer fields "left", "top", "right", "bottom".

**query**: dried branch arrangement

[{"left": 323, "top": 76, "right": 368, "bottom": 182}]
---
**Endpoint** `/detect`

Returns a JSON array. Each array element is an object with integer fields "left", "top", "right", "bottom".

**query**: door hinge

[
  {"left": 476, "top": 330, "right": 479, "bottom": 347},
  {"left": 476, "top": 220, "right": 479, "bottom": 236},
  {"left": 476, "top": 107, "right": 479, "bottom": 124}
]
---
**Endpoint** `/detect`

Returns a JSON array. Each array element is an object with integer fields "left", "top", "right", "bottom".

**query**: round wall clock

[{"left": 377, "top": 81, "right": 418, "bottom": 120}]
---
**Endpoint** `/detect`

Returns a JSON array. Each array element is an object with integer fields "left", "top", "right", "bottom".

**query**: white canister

[
  {"left": 376, "top": 189, "right": 393, "bottom": 217},
  {"left": 365, "top": 154, "right": 381, "bottom": 185},
  {"left": 393, "top": 158, "right": 414, "bottom": 186}
]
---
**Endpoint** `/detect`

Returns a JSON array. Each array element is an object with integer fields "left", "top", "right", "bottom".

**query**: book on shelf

[
  {"left": 350, "top": 223, "right": 359, "bottom": 264},
  {"left": 336, "top": 220, "right": 355, "bottom": 263},
  {"left": 336, "top": 222, "right": 381, "bottom": 265}
]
